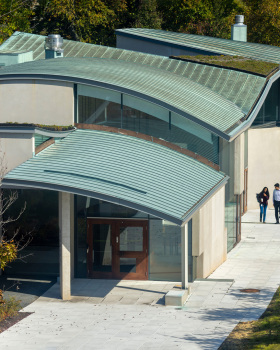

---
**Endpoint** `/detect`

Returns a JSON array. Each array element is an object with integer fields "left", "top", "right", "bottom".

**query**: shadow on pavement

[{"left": 0, "top": 275, "right": 56, "bottom": 308}]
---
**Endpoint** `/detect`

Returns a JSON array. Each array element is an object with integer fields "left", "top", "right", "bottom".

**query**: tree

[
  {"left": 244, "top": 0, "right": 280, "bottom": 46},
  {"left": 0, "top": 0, "right": 35, "bottom": 44},
  {"left": 0, "top": 146, "right": 32, "bottom": 272},
  {"left": 134, "top": 0, "right": 162, "bottom": 29},
  {"left": 31, "top": 0, "right": 127, "bottom": 46},
  {"left": 158, "top": 0, "right": 244, "bottom": 39}
]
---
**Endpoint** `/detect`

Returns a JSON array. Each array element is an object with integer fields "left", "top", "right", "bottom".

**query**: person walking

[
  {"left": 258, "top": 187, "right": 269, "bottom": 223},
  {"left": 273, "top": 183, "right": 280, "bottom": 224}
]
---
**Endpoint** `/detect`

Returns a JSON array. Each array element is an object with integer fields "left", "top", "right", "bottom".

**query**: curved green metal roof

[
  {"left": 116, "top": 28, "right": 280, "bottom": 64},
  {"left": 0, "top": 55, "right": 263, "bottom": 137},
  {"left": 2, "top": 129, "right": 227, "bottom": 225},
  {"left": 0, "top": 32, "right": 267, "bottom": 132}
]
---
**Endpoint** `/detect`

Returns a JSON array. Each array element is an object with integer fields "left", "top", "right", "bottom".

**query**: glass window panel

[
  {"left": 85, "top": 198, "right": 148, "bottom": 219},
  {"left": 123, "top": 94, "right": 169, "bottom": 120},
  {"left": 120, "top": 258, "right": 136, "bottom": 273},
  {"left": 119, "top": 227, "right": 143, "bottom": 251},
  {"left": 78, "top": 84, "right": 121, "bottom": 103},
  {"left": 3, "top": 189, "right": 59, "bottom": 276},
  {"left": 252, "top": 80, "right": 279, "bottom": 126},
  {"left": 149, "top": 219, "right": 181, "bottom": 282},
  {"left": 78, "top": 95, "right": 121, "bottom": 126},
  {"left": 92, "top": 224, "right": 112, "bottom": 272}
]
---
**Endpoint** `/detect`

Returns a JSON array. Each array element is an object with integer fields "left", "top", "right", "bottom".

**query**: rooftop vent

[
  {"left": 231, "top": 15, "right": 247, "bottom": 42},
  {"left": 45, "top": 34, "right": 64, "bottom": 59}
]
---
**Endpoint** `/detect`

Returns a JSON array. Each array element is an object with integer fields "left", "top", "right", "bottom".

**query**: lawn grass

[
  {"left": 173, "top": 55, "right": 279, "bottom": 77},
  {"left": 219, "top": 287, "right": 280, "bottom": 349}
]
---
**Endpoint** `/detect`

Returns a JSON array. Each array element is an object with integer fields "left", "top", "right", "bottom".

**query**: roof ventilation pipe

[
  {"left": 45, "top": 34, "right": 64, "bottom": 59},
  {"left": 231, "top": 15, "right": 247, "bottom": 42}
]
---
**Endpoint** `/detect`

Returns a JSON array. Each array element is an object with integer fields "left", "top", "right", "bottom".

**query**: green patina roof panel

[
  {"left": 116, "top": 28, "right": 280, "bottom": 64},
  {"left": 0, "top": 32, "right": 266, "bottom": 133},
  {"left": 3, "top": 129, "right": 226, "bottom": 224},
  {"left": 0, "top": 56, "right": 247, "bottom": 133}
]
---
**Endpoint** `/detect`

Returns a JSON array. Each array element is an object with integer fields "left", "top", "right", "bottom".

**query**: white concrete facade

[
  {"left": 0, "top": 133, "right": 33, "bottom": 173},
  {"left": 192, "top": 186, "right": 227, "bottom": 278},
  {"left": 0, "top": 79, "right": 74, "bottom": 125},
  {"left": 248, "top": 127, "right": 280, "bottom": 209}
]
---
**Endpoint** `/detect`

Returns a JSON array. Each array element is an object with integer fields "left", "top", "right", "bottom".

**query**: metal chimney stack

[
  {"left": 231, "top": 15, "right": 247, "bottom": 42},
  {"left": 45, "top": 34, "right": 64, "bottom": 59}
]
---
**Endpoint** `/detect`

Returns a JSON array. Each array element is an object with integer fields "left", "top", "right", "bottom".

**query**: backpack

[{"left": 256, "top": 193, "right": 261, "bottom": 203}]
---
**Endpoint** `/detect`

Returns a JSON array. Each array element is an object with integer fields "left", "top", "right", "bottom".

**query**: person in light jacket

[
  {"left": 273, "top": 183, "right": 280, "bottom": 224},
  {"left": 258, "top": 187, "right": 269, "bottom": 223}
]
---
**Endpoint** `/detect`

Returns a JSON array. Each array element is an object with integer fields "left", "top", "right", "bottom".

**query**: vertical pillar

[
  {"left": 181, "top": 223, "right": 188, "bottom": 290},
  {"left": 234, "top": 133, "right": 245, "bottom": 195},
  {"left": 59, "top": 191, "right": 71, "bottom": 300}
]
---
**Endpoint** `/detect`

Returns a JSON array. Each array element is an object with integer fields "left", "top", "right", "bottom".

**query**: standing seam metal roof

[
  {"left": 116, "top": 28, "right": 280, "bottom": 64},
  {"left": 0, "top": 57, "right": 247, "bottom": 134},
  {"left": 0, "top": 32, "right": 266, "bottom": 123},
  {"left": 2, "top": 129, "right": 227, "bottom": 225}
]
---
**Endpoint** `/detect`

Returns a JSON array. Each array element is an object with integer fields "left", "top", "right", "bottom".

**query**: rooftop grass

[
  {"left": 219, "top": 287, "right": 280, "bottom": 349},
  {"left": 0, "top": 123, "right": 74, "bottom": 131},
  {"left": 174, "top": 55, "right": 279, "bottom": 77}
]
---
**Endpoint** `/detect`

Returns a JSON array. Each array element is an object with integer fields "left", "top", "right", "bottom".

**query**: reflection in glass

[
  {"left": 119, "top": 227, "right": 143, "bottom": 251},
  {"left": 120, "top": 258, "right": 136, "bottom": 273},
  {"left": 92, "top": 224, "right": 112, "bottom": 272},
  {"left": 253, "top": 80, "right": 279, "bottom": 126}
]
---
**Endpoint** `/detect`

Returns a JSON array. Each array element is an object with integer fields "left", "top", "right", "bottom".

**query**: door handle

[{"left": 116, "top": 237, "right": 119, "bottom": 243}]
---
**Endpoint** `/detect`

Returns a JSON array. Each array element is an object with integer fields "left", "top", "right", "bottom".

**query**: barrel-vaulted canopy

[
  {"left": 2, "top": 129, "right": 227, "bottom": 225},
  {"left": 0, "top": 31, "right": 268, "bottom": 139},
  {"left": 0, "top": 55, "right": 265, "bottom": 139}
]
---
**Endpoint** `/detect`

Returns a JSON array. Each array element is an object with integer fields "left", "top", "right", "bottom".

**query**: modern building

[{"left": 0, "top": 20, "right": 278, "bottom": 300}]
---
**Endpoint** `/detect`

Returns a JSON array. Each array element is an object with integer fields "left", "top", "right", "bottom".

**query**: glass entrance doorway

[{"left": 87, "top": 219, "right": 148, "bottom": 280}]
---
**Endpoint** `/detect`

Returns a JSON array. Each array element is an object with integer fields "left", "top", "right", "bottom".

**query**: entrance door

[{"left": 87, "top": 219, "right": 148, "bottom": 280}]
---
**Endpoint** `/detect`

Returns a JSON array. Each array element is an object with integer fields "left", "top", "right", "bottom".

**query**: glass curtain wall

[
  {"left": 219, "top": 139, "right": 238, "bottom": 251},
  {"left": 3, "top": 189, "right": 59, "bottom": 277},
  {"left": 252, "top": 80, "right": 279, "bottom": 126},
  {"left": 77, "top": 85, "right": 219, "bottom": 164}
]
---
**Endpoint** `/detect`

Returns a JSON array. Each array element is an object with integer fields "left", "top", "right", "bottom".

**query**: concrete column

[
  {"left": 181, "top": 223, "right": 188, "bottom": 290},
  {"left": 59, "top": 191, "right": 71, "bottom": 300},
  {"left": 234, "top": 133, "right": 245, "bottom": 195}
]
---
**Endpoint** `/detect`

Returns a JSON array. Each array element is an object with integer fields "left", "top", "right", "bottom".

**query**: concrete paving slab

[{"left": 1, "top": 210, "right": 280, "bottom": 349}]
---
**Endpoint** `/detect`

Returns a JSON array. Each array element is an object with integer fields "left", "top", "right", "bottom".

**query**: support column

[
  {"left": 181, "top": 223, "right": 188, "bottom": 290},
  {"left": 234, "top": 133, "right": 245, "bottom": 195},
  {"left": 59, "top": 191, "right": 71, "bottom": 300}
]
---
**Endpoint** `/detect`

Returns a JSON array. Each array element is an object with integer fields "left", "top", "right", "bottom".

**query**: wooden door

[{"left": 87, "top": 219, "right": 148, "bottom": 280}]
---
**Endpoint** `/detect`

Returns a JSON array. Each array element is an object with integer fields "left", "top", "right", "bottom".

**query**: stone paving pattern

[{"left": 0, "top": 209, "right": 280, "bottom": 349}]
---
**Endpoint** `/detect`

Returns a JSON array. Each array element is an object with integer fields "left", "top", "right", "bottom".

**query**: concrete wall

[
  {"left": 0, "top": 79, "right": 74, "bottom": 125},
  {"left": 192, "top": 186, "right": 227, "bottom": 278},
  {"left": 116, "top": 35, "right": 218, "bottom": 57},
  {"left": 248, "top": 127, "right": 280, "bottom": 209},
  {"left": 0, "top": 133, "right": 33, "bottom": 173}
]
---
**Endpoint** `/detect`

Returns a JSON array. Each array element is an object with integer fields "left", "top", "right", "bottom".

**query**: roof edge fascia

[
  {"left": 181, "top": 175, "right": 229, "bottom": 225},
  {"left": 0, "top": 125, "right": 75, "bottom": 137},
  {"left": 115, "top": 29, "right": 220, "bottom": 56},
  {"left": 228, "top": 70, "right": 280, "bottom": 141},
  {"left": 1, "top": 179, "right": 183, "bottom": 226},
  {"left": 0, "top": 73, "right": 232, "bottom": 140}
]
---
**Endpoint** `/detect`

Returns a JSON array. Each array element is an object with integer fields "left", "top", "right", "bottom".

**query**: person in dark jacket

[{"left": 259, "top": 187, "right": 269, "bottom": 223}]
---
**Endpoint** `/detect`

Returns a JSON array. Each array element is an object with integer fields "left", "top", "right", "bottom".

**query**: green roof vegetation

[
  {"left": 173, "top": 55, "right": 279, "bottom": 77},
  {"left": 0, "top": 123, "right": 74, "bottom": 131}
]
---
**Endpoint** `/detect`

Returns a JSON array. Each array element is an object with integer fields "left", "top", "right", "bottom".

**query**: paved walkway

[{"left": 0, "top": 209, "right": 280, "bottom": 350}]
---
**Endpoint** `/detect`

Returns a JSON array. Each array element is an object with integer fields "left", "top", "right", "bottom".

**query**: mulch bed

[{"left": 0, "top": 312, "right": 32, "bottom": 334}]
